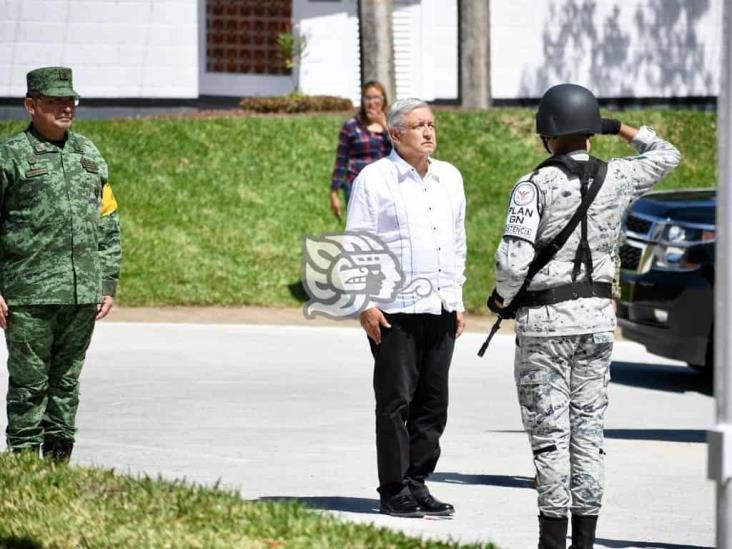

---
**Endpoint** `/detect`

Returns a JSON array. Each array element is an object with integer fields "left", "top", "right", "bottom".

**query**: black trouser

[{"left": 368, "top": 308, "right": 457, "bottom": 498}]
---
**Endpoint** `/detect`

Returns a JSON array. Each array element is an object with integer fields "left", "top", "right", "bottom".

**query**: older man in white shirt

[{"left": 346, "top": 98, "right": 466, "bottom": 518}]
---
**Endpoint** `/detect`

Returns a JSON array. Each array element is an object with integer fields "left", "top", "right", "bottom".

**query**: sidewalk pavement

[{"left": 0, "top": 321, "right": 715, "bottom": 548}]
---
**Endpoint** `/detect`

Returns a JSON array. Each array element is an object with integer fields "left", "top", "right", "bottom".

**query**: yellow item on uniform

[{"left": 101, "top": 183, "right": 118, "bottom": 216}]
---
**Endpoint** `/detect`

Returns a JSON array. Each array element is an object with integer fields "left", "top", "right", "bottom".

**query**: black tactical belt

[{"left": 521, "top": 282, "right": 612, "bottom": 307}]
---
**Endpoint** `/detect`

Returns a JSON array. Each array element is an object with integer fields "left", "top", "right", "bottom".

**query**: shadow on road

[
  {"left": 487, "top": 428, "right": 706, "bottom": 444},
  {"left": 604, "top": 428, "right": 706, "bottom": 443},
  {"left": 258, "top": 495, "right": 380, "bottom": 515},
  {"left": 431, "top": 472, "right": 533, "bottom": 489},
  {"left": 610, "top": 361, "right": 712, "bottom": 396},
  {"left": 597, "top": 538, "right": 713, "bottom": 549}
]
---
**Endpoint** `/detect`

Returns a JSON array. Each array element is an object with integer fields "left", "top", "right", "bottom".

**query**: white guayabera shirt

[
  {"left": 346, "top": 150, "right": 467, "bottom": 315},
  {"left": 495, "top": 126, "right": 682, "bottom": 337}
]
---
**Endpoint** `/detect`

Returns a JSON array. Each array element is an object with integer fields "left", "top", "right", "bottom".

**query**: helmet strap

[{"left": 541, "top": 136, "right": 552, "bottom": 155}]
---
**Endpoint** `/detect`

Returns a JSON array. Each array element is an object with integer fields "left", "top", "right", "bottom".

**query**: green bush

[{"left": 240, "top": 94, "right": 353, "bottom": 114}]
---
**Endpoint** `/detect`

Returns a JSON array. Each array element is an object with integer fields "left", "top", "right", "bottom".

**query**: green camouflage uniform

[{"left": 0, "top": 67, "right": 121, "bottom": 452}]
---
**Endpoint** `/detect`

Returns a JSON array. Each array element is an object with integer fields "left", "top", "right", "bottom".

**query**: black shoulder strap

[
  {"left": 534, "top": 154, "right": 586, "bottom": 176},
  {"left": 526, "top": 155, "right": 607, "bottom": 279},
  {"left": 506, "top": 156, "right": 607, "bottom": 314}
]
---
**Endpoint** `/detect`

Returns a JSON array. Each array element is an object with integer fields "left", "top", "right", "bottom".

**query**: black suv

[{"left": 617, "top": 189, "right": 716, "bottom": 372}]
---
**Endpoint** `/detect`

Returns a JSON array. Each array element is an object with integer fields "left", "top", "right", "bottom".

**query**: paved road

[{"left": 0, "top": 322, "right": 715, "bottom": 548}]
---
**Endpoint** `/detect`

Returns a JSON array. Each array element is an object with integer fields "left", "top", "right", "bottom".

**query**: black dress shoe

[
  {"left": 379, "top": 492, "right": 425, "bottom": 518},
  {"left": 412, "top": 492, "right": 455, "bottom": 516}
]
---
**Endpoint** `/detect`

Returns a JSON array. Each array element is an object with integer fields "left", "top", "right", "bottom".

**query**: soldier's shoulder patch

[
  {"left": 0, "top": 137, "right": 29, "bottom": 163},
  {"left": 2, "top": 131, "right": 27, "bottom": 148},
  {"left": 512, "top": 181, "right": 537, "bottom": 206},
  {"left": 72, "top": 132, "right": 98, "bottom": 150},
  {"left": 503, "top": 180, "right": 540, "bottom": 244}
]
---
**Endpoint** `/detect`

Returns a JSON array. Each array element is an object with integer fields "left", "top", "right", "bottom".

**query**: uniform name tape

[
  {"left": 81, "top": 158, "right": 98, "bottom": 173},
  {"left": 25, "top": 167, "right": 48, "bottom": 178}
]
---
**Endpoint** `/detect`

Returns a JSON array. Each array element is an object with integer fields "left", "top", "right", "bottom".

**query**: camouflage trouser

[
  {"left": 514, "top": 331, "right": 613, "bottom": 518},
  {"left": 5, "top": 305, "right": 97, "bottom": 450}
]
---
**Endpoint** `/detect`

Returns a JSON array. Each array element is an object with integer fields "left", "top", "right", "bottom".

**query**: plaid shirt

[{"left": 331, "top": 117, "right": 392, "bottom": 191}]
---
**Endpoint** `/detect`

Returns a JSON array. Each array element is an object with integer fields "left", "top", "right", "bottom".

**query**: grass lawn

[
  {"left": 0, "top": 109, "right": 715, "bottom": 312},
  {"left": 0, "top": 454, "right": 495, "bottom": 549}
]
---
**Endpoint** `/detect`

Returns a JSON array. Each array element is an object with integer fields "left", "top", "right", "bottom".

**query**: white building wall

[
  {"left": 418, "top": 0, "right": 458, "bottom": 101},
  {"left": 393, "top": 0, "right": 458, "bottom": 101},
  {"left": 0, "top": 0, "right": 199, "bottom": 98},
  {"left": 294, "top": 0, "right": 459, "bottom": 106},
  {"left": 0, "top": 0, "right": 721, "bottom": 102},
  {"left": 294, "top": 0, "right": 361, "bottom": 104},
  {"left": 491, "top": 0, "right": 722, "bottom": 99}
]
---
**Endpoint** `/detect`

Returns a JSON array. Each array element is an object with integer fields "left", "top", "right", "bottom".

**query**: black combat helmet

[{"left": 536, "top": 83, "right": 601, "bottom": 137}]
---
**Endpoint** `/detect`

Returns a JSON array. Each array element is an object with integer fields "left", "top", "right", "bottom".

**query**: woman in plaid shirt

[{"left": 330, "top": 80, "right": 392, "bottom": 220}]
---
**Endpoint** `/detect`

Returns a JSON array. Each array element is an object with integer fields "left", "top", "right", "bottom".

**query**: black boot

[
  {"left": 570, "top": 514, "right": 598, "bottom": 549},
  {"left": 10, "top": 445, "right": 40, "bottom": 458},
  {"left": 42, "top": 439, "right": 73, "bottom": 464},
  {"left": 539, "top": 514, "right": 568, "bottom": 549}
]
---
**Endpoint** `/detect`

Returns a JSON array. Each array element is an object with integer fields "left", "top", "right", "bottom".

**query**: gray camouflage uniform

[{"left": 495, "top": 126, "right": 681, "bottom": 517}]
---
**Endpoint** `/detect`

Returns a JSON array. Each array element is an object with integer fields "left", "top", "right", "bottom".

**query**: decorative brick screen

[{"left": 206, "top": 0, "right": 292, "bottom": 75}]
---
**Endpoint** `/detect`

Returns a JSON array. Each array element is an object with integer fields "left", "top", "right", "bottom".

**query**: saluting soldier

[
  {"left": 0, "top": 66, "right": 122, "bottom": 462},
  {"left": 489, "top": 84, "right": 680, "bottom": 548}
]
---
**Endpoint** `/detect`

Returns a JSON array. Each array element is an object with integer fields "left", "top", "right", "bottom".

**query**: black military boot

[
  {"left": 10, "top": 445, "right": 40, "bottom": 458},
  {"left": 539, "top": 514, "right": 568, "bottom": 549},
  {"left": 570, "top": 514, "right": 598, "bottom": 549},
  {"left": 42, "top": 439, "right": 74, "bottom": 464}
]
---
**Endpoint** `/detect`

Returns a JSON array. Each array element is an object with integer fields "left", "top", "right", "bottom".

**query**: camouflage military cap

[{"left": 26, "top": 67, "right": 79, "bottom": 98}]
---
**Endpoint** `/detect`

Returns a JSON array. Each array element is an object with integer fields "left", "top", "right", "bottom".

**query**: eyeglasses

[
  {"left": 33, "top": 95, "right": 80, "bottom": 107},
  {"left": 362, "top": 95, "right": 384, "bottom": 103}
]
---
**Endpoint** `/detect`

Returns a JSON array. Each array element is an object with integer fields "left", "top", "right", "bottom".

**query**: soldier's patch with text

[
  {"left": 25, "top": 167, "right": 48, "bottom": 178},
  {"left": 503, "top": 181, "right": 540, "bottom": 244},
  {"left": 81, "top": 158, "right": 98, "bottom": 174}
]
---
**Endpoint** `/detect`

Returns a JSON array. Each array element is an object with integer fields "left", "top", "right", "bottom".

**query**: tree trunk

[
  {"left": 359, "top": 0, "right": 396, "bottom": 101},
  {"left": 459, "top": 0, "right": 492, "bottom": 108}
]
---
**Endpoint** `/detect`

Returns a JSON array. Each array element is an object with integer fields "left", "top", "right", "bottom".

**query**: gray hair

[{"left": 387, "top": 97, "right": 429, "bottom": 132}]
